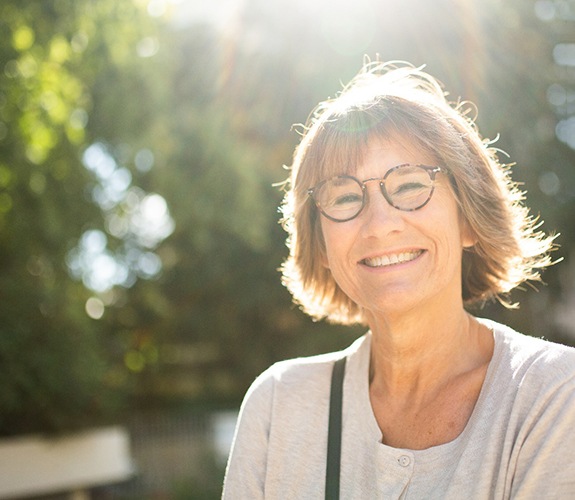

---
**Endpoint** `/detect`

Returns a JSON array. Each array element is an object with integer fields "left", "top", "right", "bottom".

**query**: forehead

[{"left": 355, "top": 137, "right": 437, "bottom": 177}]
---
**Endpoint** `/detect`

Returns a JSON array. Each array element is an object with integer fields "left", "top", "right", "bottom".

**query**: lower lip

[{"left": 359, "top": 251, "right": 425, "bottom": 271}]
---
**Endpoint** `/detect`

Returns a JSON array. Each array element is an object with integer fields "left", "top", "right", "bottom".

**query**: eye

[
  {"left": 391, "top": 181, "right": 427, "bottom": 196},
  {"left": 332, "top": 192, "right": 362, "bottom": 206},
  {"left": 319, "top": 177, "right": 363, "bottom": 209}
]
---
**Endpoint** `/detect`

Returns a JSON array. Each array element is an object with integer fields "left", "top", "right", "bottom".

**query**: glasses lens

[
  {"left": 315, "top": 176, "right": 363, "bottom": 221},
  {"left": 384, "top": 165, "right": 434, "bottom": 210}
]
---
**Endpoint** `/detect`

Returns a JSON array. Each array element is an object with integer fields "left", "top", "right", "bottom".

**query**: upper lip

[{"left": 359, "top": 249, "right": 424, "bottom": 267}]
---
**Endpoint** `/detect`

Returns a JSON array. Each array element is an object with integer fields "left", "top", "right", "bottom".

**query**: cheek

[
  {"left": 435, "top": 188, "right": 475, "bottom": 248},
  {"left": 321, "top": 232, "right": 338, "bottom": 269},
  {"left": 317, "top": 219, "right": 330, "bottom": 268},
  {"left": 319, "top": 220, "right": 351, "bottom": 270}
]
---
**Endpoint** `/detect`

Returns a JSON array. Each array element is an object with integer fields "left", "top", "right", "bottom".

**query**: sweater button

[{"left": 398, "top": 455, "right": 411, "bottom": 467}]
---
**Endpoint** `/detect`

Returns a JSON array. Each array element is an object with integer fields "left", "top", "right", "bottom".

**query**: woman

[{"left": 222, "top": 62, "right": 575, "bottom": 498}]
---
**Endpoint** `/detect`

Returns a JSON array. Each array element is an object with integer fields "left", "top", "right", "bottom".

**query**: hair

[{"left": 280, "top": 60, "right": 556, "bottom": 325}]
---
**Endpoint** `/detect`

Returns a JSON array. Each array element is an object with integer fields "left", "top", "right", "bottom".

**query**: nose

[{"left": 359, "top": 183, "right": 406, "bottom": 237}]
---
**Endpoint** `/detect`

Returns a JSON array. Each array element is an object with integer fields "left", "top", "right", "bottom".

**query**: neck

[{"left": 367, "top": 304, "right": 490, "bottom": 403}]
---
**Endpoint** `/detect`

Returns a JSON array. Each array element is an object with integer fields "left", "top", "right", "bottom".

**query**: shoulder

[
  {"left": 259, "top": 350, "right": 340, "bottom": 385},
  {"left": 481, "top": 318, "right": 575, "bottom": 400},
  {"left": 486, "top": 319, "right": 575, "bottom": 371},
  {"left": 477, "top": 321, "right": 575, "bottom": 495},
  {"left": 241, "top": 334, "right": 369, "bottom": 411}
]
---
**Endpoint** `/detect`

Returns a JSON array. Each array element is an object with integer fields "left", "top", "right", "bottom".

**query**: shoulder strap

[{"left": 325, "top": 356, "right": 346, "bottom": 500}]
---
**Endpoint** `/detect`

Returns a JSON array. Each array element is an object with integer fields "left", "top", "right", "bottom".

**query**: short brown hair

[{"left": 280, "top": 61, "right": 556, "bottom": 325}]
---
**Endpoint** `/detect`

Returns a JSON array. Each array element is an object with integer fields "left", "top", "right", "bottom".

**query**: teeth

[{"left": 362, "top": 250, "right": 422, "bottom": 268}]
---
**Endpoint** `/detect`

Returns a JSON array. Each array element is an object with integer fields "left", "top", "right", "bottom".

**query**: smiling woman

[
  {"left": 222, "top": 61, "right": 575, "bottom": 499},
  {"left": 282, "top": 62, "right": 554, "bottom": 325}
]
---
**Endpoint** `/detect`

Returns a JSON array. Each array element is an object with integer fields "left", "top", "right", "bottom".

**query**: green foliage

[{"left": 0, "top": 0, "right": 155, "bottom": 435}]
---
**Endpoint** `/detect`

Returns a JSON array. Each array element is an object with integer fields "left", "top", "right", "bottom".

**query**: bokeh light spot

[
  {"left": 12, "top": 26, "right": 35, "bottom": 51},
  {"left": 553, "top": 43, "right": 575, "bottom": 67},
  {"left": 534, "top": 0, "right": 556, "bottom": 21},
  {"left": 85, "top": 297, "right": 105, "bottom": 319},
  {"left": 135, "top": 148, "right": 155, "bottom": 172},
  {"left": 556, "top": 116, "right": 575, "bottom": 149},
  {"left": 137, "top": 37, "right": 160, "bottom": 58},
  {"left": 125, "top": 350, "right": 146, "bottom": 372},
  {"left": 538, "top": 171, "right": 561, "bottom": 196}
]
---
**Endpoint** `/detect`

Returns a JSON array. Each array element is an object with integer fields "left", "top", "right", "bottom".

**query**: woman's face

[{"left": 319, "top": 136, "right": 475, "bottom": 319}]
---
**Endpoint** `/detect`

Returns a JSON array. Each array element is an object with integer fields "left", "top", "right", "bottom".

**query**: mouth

[{"left": 360, "top": 250, "right": 424, "bottom": 268}]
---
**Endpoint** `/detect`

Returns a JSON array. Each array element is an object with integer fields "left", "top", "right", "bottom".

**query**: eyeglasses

[{"left": 307, "top": 164, "right": 445, "bottom": 222}]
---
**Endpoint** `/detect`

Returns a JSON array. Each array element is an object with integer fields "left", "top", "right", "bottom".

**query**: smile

[{"left": 361, "top": 250, "right": 424, "bottom": 268}]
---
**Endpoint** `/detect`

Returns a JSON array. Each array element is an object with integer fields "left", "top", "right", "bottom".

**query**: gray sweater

[{"left": 223, "top": 319, "right": 575, "bottom": 499}]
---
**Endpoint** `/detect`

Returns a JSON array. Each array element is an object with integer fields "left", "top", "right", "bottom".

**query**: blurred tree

[{"left": 0, "top": 0, "right": 161, "bottom": 435}]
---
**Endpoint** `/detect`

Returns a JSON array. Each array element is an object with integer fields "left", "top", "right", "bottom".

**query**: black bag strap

[{"left": 325, "top": 356, "right": 346, "bottom": 500}]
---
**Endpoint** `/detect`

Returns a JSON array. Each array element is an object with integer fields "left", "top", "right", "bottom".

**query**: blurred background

[{"left": 1, "top": 0, "right": 574, "bottom": 498}]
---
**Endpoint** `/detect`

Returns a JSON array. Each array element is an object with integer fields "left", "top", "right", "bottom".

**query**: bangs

[
  {"left": 307, "top": 105, "right": 440, "bottom": 187},
  {"left": 310, "top": 110, "right": 393, "bottom": 185}
]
